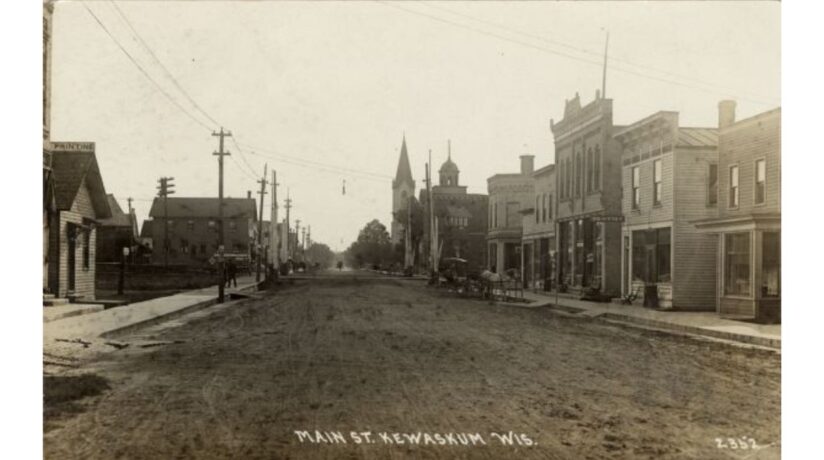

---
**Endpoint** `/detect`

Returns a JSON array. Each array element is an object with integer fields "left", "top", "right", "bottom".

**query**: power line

[
  {"left": 236, "top": 140, "right": 392, "bottom": 181},
  {"left": 379, "top": 1, "right": 777, "bottom": 107},
  {"left": 82, "top": 2, "right": 214, "bottom": 132},
  {"left": 417, "top": 1, "right": 776, "bottom": 104},
  {"left": 108, "top": 0, "right": 222, "bottom": 128}
]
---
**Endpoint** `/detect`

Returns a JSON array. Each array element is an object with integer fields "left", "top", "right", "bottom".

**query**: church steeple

[{"left": 393, "top": 134, "right": 414, "bottom": 188}]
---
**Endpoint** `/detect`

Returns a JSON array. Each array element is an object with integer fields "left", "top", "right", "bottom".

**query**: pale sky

[{"left": 50, "top": 1, "right": 780, "bottom": 252}]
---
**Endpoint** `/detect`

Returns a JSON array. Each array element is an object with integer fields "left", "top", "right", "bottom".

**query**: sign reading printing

[{"left": 294, "top": 430, "right": 536, "bottom": 447}]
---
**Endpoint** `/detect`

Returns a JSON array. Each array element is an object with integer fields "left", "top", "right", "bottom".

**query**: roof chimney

[
  {"left": 520, "top": 155, "right": 535, "bottom": 175},
  {"left": 247, "top": 190, "right": 252, "bottom": 199},
  {"left": 718, "top": 100, "right": 737, "bottom": 129}
]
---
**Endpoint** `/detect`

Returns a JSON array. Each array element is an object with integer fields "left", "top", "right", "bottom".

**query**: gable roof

[
  {"left": 393, "top": 136, "right": 414, "bottom": 187},
  {"left": 50, "top": 150, "right": 112, "bottom": 217},
  {"left": 148, "top": 197, "right": 257, "bottom": 220},
  {"left": 99, "top": 194, "right": 137, "bottom": 231},
  {"left": 140, "top": 220, "right": 153, "bottom": 238}
]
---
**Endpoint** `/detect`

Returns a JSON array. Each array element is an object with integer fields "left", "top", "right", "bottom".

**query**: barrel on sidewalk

[{"left": 643, "top": 284, "right": 659, "bottom": 308}]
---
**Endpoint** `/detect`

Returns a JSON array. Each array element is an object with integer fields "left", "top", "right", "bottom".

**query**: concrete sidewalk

[
  {"left": 44, "top": 275, "right": 260, "bottom": 341},
  {"left": 516, "top": 290, "right": 781, "bottom": 349}
]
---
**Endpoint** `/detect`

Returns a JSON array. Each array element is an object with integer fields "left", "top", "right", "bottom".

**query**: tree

[
  {"left": 304, "top": 242, "right": 335, "bottom": 269},
  {"left": 343, "top": 219, "right": 396, "bottom": 268}
]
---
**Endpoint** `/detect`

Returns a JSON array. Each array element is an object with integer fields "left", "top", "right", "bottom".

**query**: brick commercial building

[
  {"left": 694, "top": 103, "right": 781, "bottom": 322},
  {"left": 147, "top": 197, "right": 257, "bottom": 266},
  {"left": 420, "top": 150, "right": 489, "bottom": 273},
  {"left": 550, "top": 92, "right": 623, "bottom": 296},
  {"left": 487, "top": 155, "right": 535, "bottom": 275},
  {"left": 520, "top": 164, "right": 556, "bottom": 290},
  {"left": 46, "top": 145, "right": 112, "bottom": 300},
  {"left": 615, "top": 111, "right": 718, "bottom": 309}
]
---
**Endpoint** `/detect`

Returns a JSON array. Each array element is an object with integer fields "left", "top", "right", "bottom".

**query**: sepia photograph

[{"left": 8, "top": 0, "right": 805, "bottom": 458}]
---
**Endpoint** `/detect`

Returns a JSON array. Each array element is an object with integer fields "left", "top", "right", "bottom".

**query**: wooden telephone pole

[
  {"left": 212, "top": 127, "right": 232, "bottom": 303},
  {"left": 270, "top": 170, "right": 279, "bottom": 268},
  {"left": 157, "top": 176, "right": 174, "bottom": 267},
  {"left": 284, "top": 190, "right": 292, "bottom": 263},
  {"left": 256, "top": 164, "right": 268, "bottom": 282}
]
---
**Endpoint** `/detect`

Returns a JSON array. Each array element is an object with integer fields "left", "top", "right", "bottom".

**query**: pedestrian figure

[{"left": 226, "top": 258, "right": 238, "bottom": 288}]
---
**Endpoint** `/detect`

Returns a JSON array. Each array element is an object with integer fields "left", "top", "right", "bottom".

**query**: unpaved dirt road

[{"left": 44, "top": 271, "right": 780, "bottom": 459}]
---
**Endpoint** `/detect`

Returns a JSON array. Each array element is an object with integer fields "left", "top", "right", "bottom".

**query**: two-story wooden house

[
  {"left": 550, "top": 92, "right": 623, "bottom": 296},
  {"left": 520, "top": 164, "right": 556, "bottom": 290},
  {"left": 615, "top": 111, "right": 718, "bottom": 309},
  {"left": 694, "top": 102, "right": 781, "bottom": 322},
  {"left": 486, "top": 155, "right": 535, "bottom": 275}
]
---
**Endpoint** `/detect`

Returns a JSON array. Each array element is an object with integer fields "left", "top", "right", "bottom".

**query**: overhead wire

[
  {"left": 82, "top": 2, "right": 214, "bottom": 132},
  {"left": 377, "top": 1, "right": 777, "bottom": 107},
  {"left": 417, "top": 1, "right": 777, "bottom": 105},
  {"left": 108, "top": 0, "right": 223, "bottom": 128}
]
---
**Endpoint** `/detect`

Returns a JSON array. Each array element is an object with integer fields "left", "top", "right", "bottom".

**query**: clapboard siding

[
  {"left": 717, "top": 111, "right": 781, "bottom": 215},
  {"left": 52, "top": 178, "right": 98, "bottom": 300},
  {"left": 672, "top": 147, "right": 718, "bottom": 309},
  {"left": 622, "top": 152, "right": 675, "bottom": 227}
]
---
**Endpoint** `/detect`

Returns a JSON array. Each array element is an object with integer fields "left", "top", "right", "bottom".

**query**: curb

[
  {"left": 99, "top": 281, "right": 262, "bottom": 339},
  {"left": 597, "top": 312, "right": 781, "bottom": 350},
  {"left": 43, "top": 305, "right": 105, "bottom": 323}
]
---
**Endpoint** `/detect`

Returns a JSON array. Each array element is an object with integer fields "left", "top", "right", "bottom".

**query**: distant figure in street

[
  {"left": 226, "top": 259, "right": 238, "bottom": 288},
  {"left": 337, "top": 261, "right": 343, "bottom": 271}
]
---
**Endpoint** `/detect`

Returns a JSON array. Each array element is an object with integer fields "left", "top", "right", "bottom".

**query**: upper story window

[
  {"left": 729, "top": 165, "right": 739, "bottom": 208},
  {"left": 575, "top": 153, "right": 583, "bottom": 197},
  {"left": 586, "top": 148, "right": 593, "bottom": 193},
  {"left": 755, "top": 159, "right": 766, "bottom": 205},
  {"left": 493, "top": 202, "right": 498, "bottom": 228},
  {"left": 187, "top": 220, "right": 195, "bottom": 230},
  {"left": 548, "top": 194, "right": 553, "bottom": 219},
  {"left": 653, "top": 159, "right": 663, "bottom": 205},
  {"left": 631, "top": 166, "right": 640, "bottom": 210},
  {"left": 707, "top": 163, "right": 718, "bottom": 207},
  {"left": 593, "top": 146, "right": 601, "bottom": 192},
  {"left": 542, "top": 193, "right": 547, "bottom": 222},
  {"left": 229, "top": 220, "right": 237, "bottom": 231},
  {"left": 535, "top": 196, "right": 540, "bottom": 223},
  {"left": 566, "top": 157, "right": 572, "bottom": 198}
]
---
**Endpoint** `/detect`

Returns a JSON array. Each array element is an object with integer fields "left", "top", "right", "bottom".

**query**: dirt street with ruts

[{"left": 44, "top": 271, "right": 780, "bottom": 459}]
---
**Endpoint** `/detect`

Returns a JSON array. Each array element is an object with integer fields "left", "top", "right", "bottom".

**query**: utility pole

[
  {"left": 426, "top": 150, "right": 436, "bottom": 278},
  {"left": 295, "top": 219, "right": 301, "bottom": 261},
  {"left": 157, "top": 176, "right": 175, "bottom": 267},
  {"left": 212, "top": 127, "right": 232, "bottom": 303},
  {"left": 405, "top": 193, "right": 412, "bottom": 269},
  {"left": 284, "top": 190, "right": 292, "bottom": 264},
  {"left": 306, "top": 225, "right": 311, "bottom": 249},
  {"left": 270, "top": 170, "right": 279, "bottom": 268},
  {"left": 256, "top": 164, "right": 268, "bottom": 282}
]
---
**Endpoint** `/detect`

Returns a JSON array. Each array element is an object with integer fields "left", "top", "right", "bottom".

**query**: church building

[{"left": 391, "top": 136, "right": 415, "bottom": 246}]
